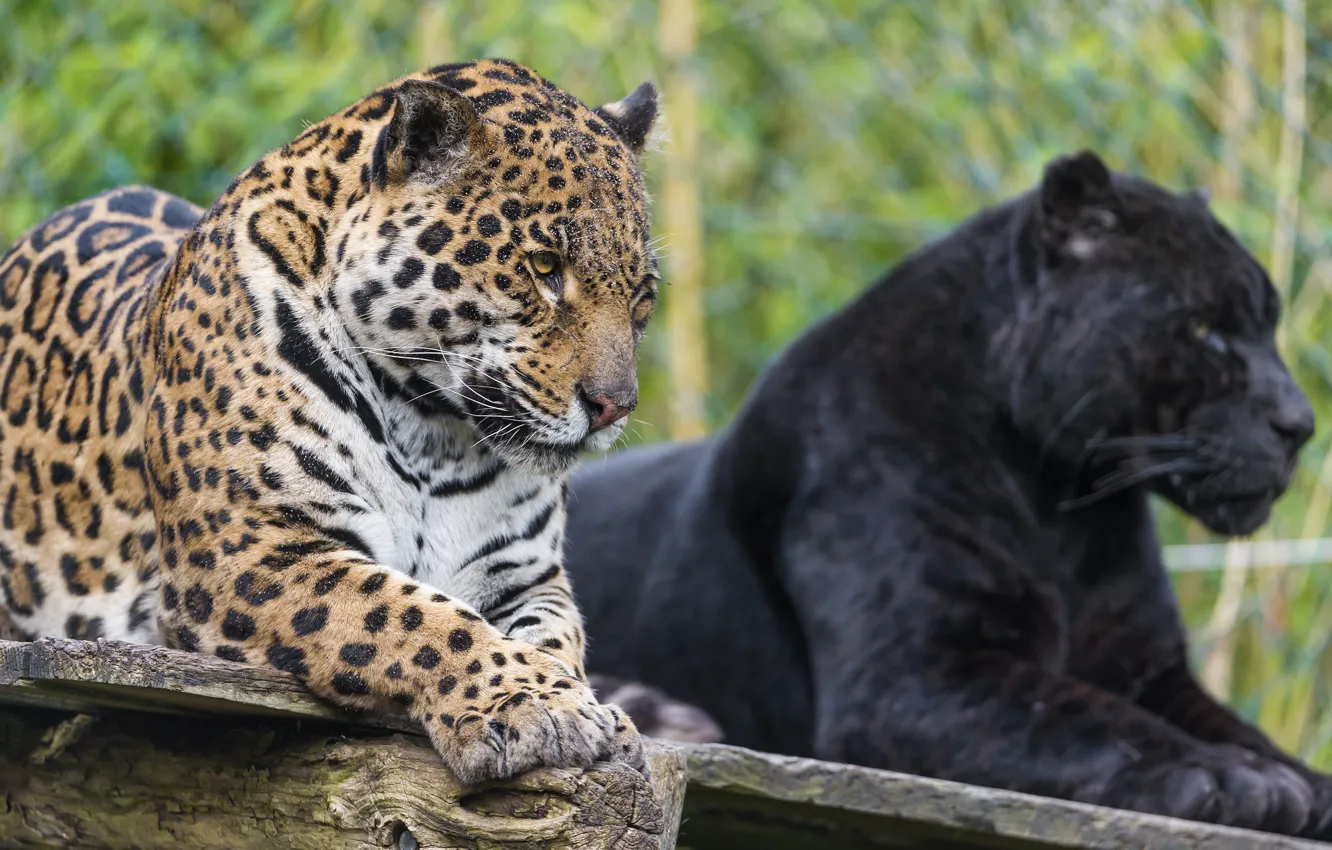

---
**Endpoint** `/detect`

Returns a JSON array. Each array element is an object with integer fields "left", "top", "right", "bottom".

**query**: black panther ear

[
  {"left": 594, "top": 81, "right": 660, "bottom": 155},
  {"left": 1190, "top": 186, "right": 1212, "bottom": 205},
  {"left": 371, "top": 79, "right": 483, "bottom": 188},
  {"left": 1038, "top": 150, "right": 1119, "bottom": 262}
]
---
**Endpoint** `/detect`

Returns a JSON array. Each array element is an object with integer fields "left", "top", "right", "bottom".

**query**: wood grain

[{"left": 2, "top": 638, "right": 1324, "bottom": 850}]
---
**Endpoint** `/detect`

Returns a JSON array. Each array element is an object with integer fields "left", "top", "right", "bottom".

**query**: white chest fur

[{"left": 330, "top": 397, "right": 566, "bottom": 607}]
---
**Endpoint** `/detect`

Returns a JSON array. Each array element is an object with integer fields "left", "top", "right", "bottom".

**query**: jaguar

[{"left": 0, "top": 58, "right": 663, "bottom": 784}]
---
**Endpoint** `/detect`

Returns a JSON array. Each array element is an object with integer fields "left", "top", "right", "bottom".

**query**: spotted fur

[{"left": 0, "top": 59, "right": 661, "bottom": 783}]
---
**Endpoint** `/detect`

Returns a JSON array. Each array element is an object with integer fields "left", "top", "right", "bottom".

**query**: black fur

[
  {"left": 371, "top": 79, "right": 480, "bottom": 188},
  {"left": 593, "top": 81, "right": 659, "bottom": 154},
  {"left": 588, "top": 673, "right": 724, "bottom": 744},
  {"left": 570, "top": 152, "right": 1332, "bottom": 838}
]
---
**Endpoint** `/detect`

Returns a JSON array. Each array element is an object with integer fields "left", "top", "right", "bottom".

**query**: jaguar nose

[{"left": 578, "top": 384, "right": 635, "bottom": 431}]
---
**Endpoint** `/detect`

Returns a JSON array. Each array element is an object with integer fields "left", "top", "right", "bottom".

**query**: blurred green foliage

[{"left": 4, "top": 0, "right": 1332, "bottom": 765}]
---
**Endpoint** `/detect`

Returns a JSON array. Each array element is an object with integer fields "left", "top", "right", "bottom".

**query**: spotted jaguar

[{"left": 0, "top": 58, "right": 662, "bottom": 783}]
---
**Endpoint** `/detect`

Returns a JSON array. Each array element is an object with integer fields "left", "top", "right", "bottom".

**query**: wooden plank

[
  {"left": 0, "top": 639, "right": 682, "bottom": 849},
  {"left": 0, "top": 636, "right": 419, "bottom": 732},
  {"left": 1, "top": 638, "right": 1323, "bottom": 850},
  {"left": 676, "top": 744, "right": 1328, "bottom": 850},
  {"left": 1, "top": 705, "right": 684, "bottom": 849}
]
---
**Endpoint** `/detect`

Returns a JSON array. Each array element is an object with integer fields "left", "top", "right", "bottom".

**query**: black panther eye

[{"left": 1189, "top": 316, "right": 1228, "bottom": 354}]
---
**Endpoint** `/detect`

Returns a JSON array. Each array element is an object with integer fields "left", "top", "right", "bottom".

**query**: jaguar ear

[
  {"left": 1191, "top": 185, "right": 1212, "bottom": 205},
  {"left": 594, "top": 81, "right": 660, "bottom": 155},
  {"left": 1038, "top": 150, "right": 1119, "bottom": 263},
  {"left": 371, "top": 79, "right": 483, "bottom": 188}
]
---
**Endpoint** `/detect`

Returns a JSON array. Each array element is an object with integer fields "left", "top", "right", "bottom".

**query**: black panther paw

[
  {"left": 1296, "top": 769, "right": 1332, "bottom": 840},
  {"left": 588, "top": 673, "right": 724, "bottom": 744},
  {"left": 1097, "top": 744, "right": 1312, "bottom": 836}
]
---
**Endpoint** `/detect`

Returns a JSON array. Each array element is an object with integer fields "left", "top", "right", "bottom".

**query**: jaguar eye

[
  {"left": 530, "top": 251, "right": 560, "bottom": 277},
  {"left": 631, "top": 290, "right": 656, "bottom": 328},
  {"left": 1189, "top": 317, "right": 1211, "bottom": 339}
]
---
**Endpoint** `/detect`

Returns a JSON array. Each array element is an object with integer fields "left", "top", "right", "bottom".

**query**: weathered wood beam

[
  {"left": 0, "top": 639, "right": 683, "bottom": 849},
  {"left": 2, "top": 638, "right": 1325, "bottom": 850},
  {"left": 677, "top": 744, "right": 1329, "bottom": 850},
  {"left": 0, "top": 635, "right": 419, "bottom": 731},
  {"left": 1, "top": 705, "right": 684, "bottom": 849}
]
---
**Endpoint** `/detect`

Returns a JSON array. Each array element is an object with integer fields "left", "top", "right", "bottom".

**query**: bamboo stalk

[
  {"left": 1213, "top": 0, "right": 1255, "bottom": 203},
  {"left": 415, "top": 2, "right": 454, "bottom": 69},
  {"left": 1202, "top": 0, "right": 1308, "bottom": 702},
  {"left": 1199, "top": 0, "right": 1260, "bottom": 702},
  {"left": 659, "top": 0, "right": 707, "bottom": 440},
  {"left": 1271, "top": 0, "right": 1306, "bottom": 348},
  {"left": 1249, "top": 0, "right": 1309, "bottom": 730},
  {"left": 1201, "top": 539, "right": 1252, "bottom": 700}
]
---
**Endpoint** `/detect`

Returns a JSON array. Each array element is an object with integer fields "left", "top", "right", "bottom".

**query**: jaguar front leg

[
  {"left": 156, "top": 535, "right": 640, "bottom": 784},
  {"left": 482, "top": 558, "right": 586, "bottom": 676},
  {"left": 480, "top": 557, "right": 646, "bottom": 765}
]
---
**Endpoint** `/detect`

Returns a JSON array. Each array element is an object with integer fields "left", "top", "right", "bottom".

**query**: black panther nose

[{"left": 1271, "top": 400, "right": 1314, "bottom": 453}]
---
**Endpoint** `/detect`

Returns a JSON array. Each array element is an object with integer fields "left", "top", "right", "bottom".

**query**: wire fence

[
  {"left": 1165, "top": 539, "right": 1332, "bottom": 572},
  {"left": 4, "top": 0, "right": 1332, "bottom": 763}
]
